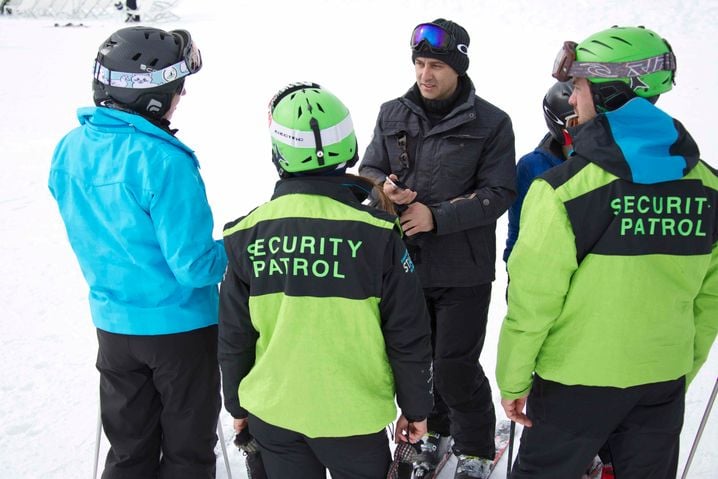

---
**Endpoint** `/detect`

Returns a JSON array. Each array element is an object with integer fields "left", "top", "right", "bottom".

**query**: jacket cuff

[{"left": 404, "top": 414, "right": 427, "bottom": 423}]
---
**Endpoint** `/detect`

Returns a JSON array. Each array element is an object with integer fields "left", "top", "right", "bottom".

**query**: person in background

[
  {"left": 359, "top": 18, "right": 516, "bottom": 479},
  {"left": 115, "top": 0, "right": 140, "bottom": 22},
  {"left": 503, "top": 80, "right": 573, "bottom": 261},
  {"left": 218, "top": 82, "right": 433, "bottom": 479},
  {"left": 497, "top": 25, "right": 718, "bottom": 479},
  {"left": 49, "top": 27, "right": 226, "bottom": 479}
]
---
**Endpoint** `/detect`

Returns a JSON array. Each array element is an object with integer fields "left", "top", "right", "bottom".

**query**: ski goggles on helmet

[
  {"left": 94, "top": 29, "right": 202, "bottom": 89},
  {"left": 173, "top": 29, "right": 202, "bottom": 74},
  {"left": 552, "top": 40, "right": 676, "bottom": 82},
  {"left": 410, "top": 23, "right": 454, "bottom": 53}
]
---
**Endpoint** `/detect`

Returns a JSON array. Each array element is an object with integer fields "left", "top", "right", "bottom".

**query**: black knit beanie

[{"left": 411, "top": 18, "right": 470, "bottom": 76}]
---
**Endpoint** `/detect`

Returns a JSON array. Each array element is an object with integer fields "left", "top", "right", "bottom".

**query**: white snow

[{"left": 1, "top": 1, "right": 715, "bottom": 478}]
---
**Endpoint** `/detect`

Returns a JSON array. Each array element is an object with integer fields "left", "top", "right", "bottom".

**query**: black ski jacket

[
  {"left": 359, "top": 78, "right": 516, "bottom": 287},
  {"left": 218, "top": 176, "right": 433, "bottom": 437}
]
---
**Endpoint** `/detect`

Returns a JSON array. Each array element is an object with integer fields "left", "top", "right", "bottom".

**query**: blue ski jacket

[
  {"left": 504, "top": 135, "right": 565, "bottom": 261},
  {"left": 49, "top": 106, "right": 227, "bottom": 335}
]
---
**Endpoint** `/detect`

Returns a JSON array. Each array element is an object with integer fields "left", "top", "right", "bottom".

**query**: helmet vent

[
  {"left": 302, "top": 156, "right": 312, "bottom": 163},
  {"left": 297, "top": 105, "right": 303, "bottom": 118},
  {"left": 316, "top": 103, "right": 325, "bottom": 113},
  {"left": 328, "top": 151, "right": 339, "bottom": 157},
  {"left": 132, "top": 53, "right": 141, "bottom": 61},
  {"left": 610, "top": 36, "right": 633, "bottom": 46},
  {"left": 149, "top": 58, "right": 159, "bottom": 67},
  {"left": 590, "top": 40, "right": 613, "bottom": 50}
]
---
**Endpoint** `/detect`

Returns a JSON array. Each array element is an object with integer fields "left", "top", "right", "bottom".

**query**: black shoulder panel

[{"left": 564, "top": 178, "right": 717, "bottom": 262}]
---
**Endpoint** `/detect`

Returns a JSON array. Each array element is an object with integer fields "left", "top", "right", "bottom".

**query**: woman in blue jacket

[{"left": 48, "top": 27, "right": 226, "bottom": 479}]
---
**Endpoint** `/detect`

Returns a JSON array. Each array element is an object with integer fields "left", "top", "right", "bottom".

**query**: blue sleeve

[
  {"left": 150, "top": 153, "right": 227, "bottom": 287},
  {"left": 505, "top": 154, "right": 543, "bottom": 261}
]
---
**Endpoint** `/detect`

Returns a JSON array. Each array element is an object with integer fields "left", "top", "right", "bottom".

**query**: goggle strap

[
  {"left": 94, "top": 59, "right": 192, "bottom": 89},
  {"left": 568, "top": 51, "right": 676, "bottom": 79}
]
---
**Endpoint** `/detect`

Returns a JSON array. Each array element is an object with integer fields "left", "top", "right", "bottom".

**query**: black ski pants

[
  {"left": 425, "top": 284, "right": 496, "bottom": 459},
  {"left": 248, "top": 413, "right": 391, "bottom": 479},
  {"left": 511, "top": 375, "right": 685, "bottom": 479},
  {"left": 96, "top": 326, "right": 221, "bottom": 479}
]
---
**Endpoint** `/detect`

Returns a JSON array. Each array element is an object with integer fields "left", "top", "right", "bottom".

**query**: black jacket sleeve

[
  {"left": 359, "top": 110, "right": 391, "bottom": 185},
  {"left": 379, "top": 233, "right": 433, "bottom": 419},
  {"left": 217, "top": 251, "right": 257, "bottom": 419}
]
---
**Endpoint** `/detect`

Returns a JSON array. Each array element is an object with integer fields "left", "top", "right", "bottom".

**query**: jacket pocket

[{"left": 438, "top": 134, "right": 485, "bottom": 181}]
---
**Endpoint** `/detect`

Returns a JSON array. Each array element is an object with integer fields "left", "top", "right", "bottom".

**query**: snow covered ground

[{"left": 1, "top": 0, "right": 716, "bottom": 477}]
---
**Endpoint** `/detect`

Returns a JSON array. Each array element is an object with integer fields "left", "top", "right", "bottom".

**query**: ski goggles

[
  {"left": 552, "top": 40, "right": 676, "bottom": 82},
  {"left": 94, "top": 29, "right": 202, "bottom": 89},
  {"left": 410, "top": 23, "right": 455, "bottom": 53}
]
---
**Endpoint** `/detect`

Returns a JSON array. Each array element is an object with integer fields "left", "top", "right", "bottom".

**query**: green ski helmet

[
  {"left": 268, "top": 82, "right": 358, "bottom": 177},
  {"left": 555, "top": 26, "right": 676, "bottom": 111}
]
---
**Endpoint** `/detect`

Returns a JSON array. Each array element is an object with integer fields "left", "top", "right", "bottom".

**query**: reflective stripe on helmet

[{"left": 269, "top": 114, "right": 354, "bottom": 149}]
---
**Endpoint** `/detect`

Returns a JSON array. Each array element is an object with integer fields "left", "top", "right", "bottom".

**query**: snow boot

[
  {"left": 415, "top": 431, "right": 442, "bottom": 471},
  {"left": 454, "top": 454, "right": 493, "bottom": 479}
]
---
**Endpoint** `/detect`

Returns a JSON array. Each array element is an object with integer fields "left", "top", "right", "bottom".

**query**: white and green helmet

[{"left": 269, "top": 82, "right": 358, "bottom": 176}]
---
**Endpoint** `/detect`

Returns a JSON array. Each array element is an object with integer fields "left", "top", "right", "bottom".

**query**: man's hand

[
  {"left": 234, "top": 417, "right": 248, "bottom": 434},
  {"left": 383, "top": 174, "right": 417, "bottom": 205},
  {"left": 394, "top": 415, "right": 427, "bottom": 444},
  {"left": 400, "top": 202, "right": 434, "bottom": 236},
  {"left": 501, "top": 397, "right": 532, "bottom": 427}
]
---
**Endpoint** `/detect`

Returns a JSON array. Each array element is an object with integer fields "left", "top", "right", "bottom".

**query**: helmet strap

[{"left": 309, "top": 117, "right": 325, "bottom": 166}]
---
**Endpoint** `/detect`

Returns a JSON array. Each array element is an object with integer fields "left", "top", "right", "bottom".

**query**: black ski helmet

[
  {"left": 542, "top": 81, "right": 574, "bottom": 145},
  {"left": 92, "top": 27, "right": 202, "bottom": 119}
]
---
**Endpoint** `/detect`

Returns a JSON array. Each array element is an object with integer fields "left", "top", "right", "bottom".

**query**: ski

[{"left": 488, "top": 419, "right": 512, "bottom": 476}]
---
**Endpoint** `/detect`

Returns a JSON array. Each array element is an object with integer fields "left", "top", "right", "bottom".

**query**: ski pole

[
  {"left": 506, "top": 421, "right": 515, "bottom": 478},
  {"left": 680, "top": 376, "right": 718, "bottom": 479},
  {"left": 92, "top": 401, "right": 102, "bottom": 479},
  {"left": 217, "top": 416, "right": 233, "bottom": 479}
]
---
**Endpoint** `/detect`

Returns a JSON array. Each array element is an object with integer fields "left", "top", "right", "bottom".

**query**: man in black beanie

[{"left": 359, "top": 18, "right": 516, "bottom": 479}]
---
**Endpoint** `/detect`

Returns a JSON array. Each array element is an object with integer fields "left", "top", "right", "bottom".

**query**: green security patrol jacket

[
  {"left": 218, "top": 175, "right": 433, "bottom": 437},
  {"left": 497, "top": 98, "right": 718, "bottom": 400}
]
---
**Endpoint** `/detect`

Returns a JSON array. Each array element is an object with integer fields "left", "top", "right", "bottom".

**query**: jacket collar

[
  {"left": 76, "top": 106, "right": 197, "bottom": 160},
  {"left": 272, "top": 175, "right": 372, "bottom": 205},
  {"left": 399, "top": 76, "right": 477, "bottom": 134}
]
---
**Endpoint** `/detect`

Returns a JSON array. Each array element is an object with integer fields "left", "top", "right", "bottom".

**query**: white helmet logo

[{"left": 147, "top": 99, "right": 163, "bottom": 113}]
